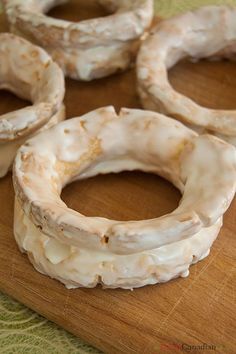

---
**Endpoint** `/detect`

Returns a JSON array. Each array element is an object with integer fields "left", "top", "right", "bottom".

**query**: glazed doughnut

[
  {"left": 137, "top": 5, "right": 236, "bottom": 146},
  {"left": 13, "top": 107, "right": 236, "bottom": 289},
  {"left": 4, "top": 0, "right": 154, "bottom": 80},
  {"left": 0, "top": 33, "right": 65, "bottom": 177}
]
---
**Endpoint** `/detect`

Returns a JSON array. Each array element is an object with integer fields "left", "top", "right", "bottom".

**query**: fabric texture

[{"left": 0, "top": 0, "right": 236, "bottom": 353}]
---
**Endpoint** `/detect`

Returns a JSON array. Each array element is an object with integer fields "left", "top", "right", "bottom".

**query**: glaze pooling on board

[
  {"left": 4, "top": 0, "right": 153, "bottom": 80},
  {"left": 13, "top": 107, "right": 236, "bottom": 288},
  {"left": 137, "top": 5, "right": 236, "bottom": 145}
]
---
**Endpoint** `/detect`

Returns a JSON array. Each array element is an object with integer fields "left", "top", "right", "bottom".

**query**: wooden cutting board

[{"left": 0, "top": 2, "right": 236, "bottom": 353}]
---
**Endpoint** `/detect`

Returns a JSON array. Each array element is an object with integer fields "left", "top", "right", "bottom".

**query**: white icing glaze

[
  {"left": 137, "top": 5, "right": 236, "bottom": 145},
  {"left": 13, "top": 107, "right": 236, "bottom": 288},
  {"left": 0, "top": 33, "right": 65, "bottom": 177},
  {"left": 0, "top": 105, "right": 65, "bottom": 178},
  {"left": 14, "top": 197, "right": 222, "bottom": 289},
  {"left": 47, "top": 41, "right": 137, "bottom": 81},
  {"left": 4, "top": 0, "right": 154, "bottom": 80}
]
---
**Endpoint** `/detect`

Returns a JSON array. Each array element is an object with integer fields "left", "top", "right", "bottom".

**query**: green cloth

[{"left": 1, "top": 1, "right": 236, "bottom": 353}]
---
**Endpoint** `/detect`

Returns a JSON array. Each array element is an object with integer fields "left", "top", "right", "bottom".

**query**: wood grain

[{"left": 0, "top": 2, "right": 236, "bottom": 353}]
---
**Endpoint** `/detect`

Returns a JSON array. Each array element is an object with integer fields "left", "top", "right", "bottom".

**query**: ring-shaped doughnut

[
  {"left": 4, "top": 0, "right": 154, "bottom": 80},
  {"left": 0, "top": 33, "right": 65, "bottom": 177},
  {"left": 13, "top": 107, "right": 236, "bottom": 289},
  {"left": 137, "top": 5, "right": 236, "bottom": 146}
]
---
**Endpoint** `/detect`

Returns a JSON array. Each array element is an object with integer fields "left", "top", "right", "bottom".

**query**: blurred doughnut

[
  {"left": 4, "top": 0, "right": 154, "bottom": 80},
  {"left": 137, "top": 6, "right": 236, "bottom": 145},
  {"left": 0, "top": 33, "right": 65, "bottom": 177}
]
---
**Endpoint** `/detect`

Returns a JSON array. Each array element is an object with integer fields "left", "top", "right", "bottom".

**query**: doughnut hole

[
  {"left": 61, "top": 171, "right": 181, "bottom": 221},
  {"left": 169, "top": 59, "right": 236, "bottom": 110},
  {"left": 0, "top": 90, "right": 30, "bottom": 115},
  {"left": 48, "top": 0, "right": 110, "bottom": 22}
]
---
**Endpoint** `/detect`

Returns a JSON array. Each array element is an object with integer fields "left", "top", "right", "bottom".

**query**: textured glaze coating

[
  {"left": 13, "top": 107, "right": 236, "bottom": 289},
  {"left": 0, "top": 105, "right": 65, "bottom": 177},
  {"left": 4, "top": 0, "right": 154, "bottom": 80},
  {"left": 0, "top": 33, "right": 65, "bottom": 177},
  {"left": 137, "top": 5, "right": 236, "bottom": 145}
]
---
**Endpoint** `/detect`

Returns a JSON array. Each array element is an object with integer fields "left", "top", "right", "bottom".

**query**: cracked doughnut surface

[{"left": 13, "top": 107, "right": 236, "bottom": 288}]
